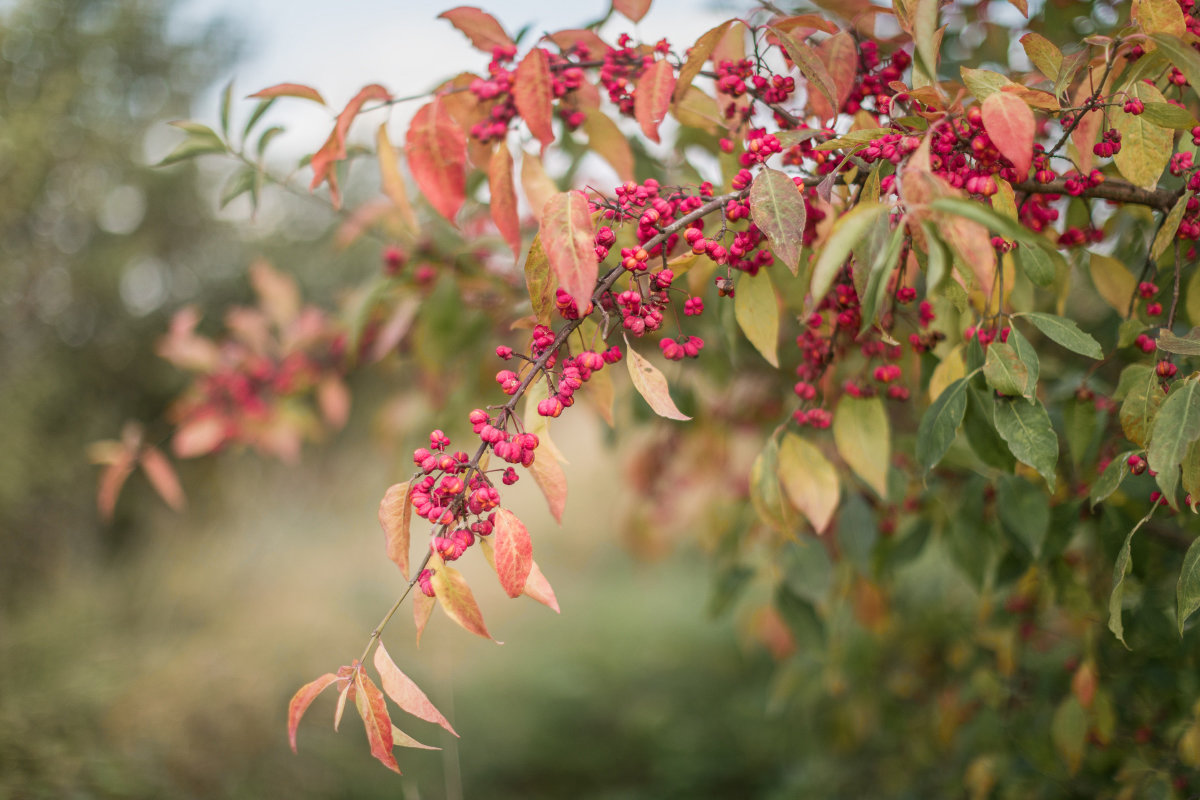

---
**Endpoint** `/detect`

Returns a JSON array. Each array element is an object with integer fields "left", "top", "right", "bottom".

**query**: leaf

[
  {"left": 521, "top": 150, "right": 559, "bottom": 220},
  {"left": 1020, "top": 32, "right": 1062, "bottom": 80},
  {"left": 1141, "top": 102, "right": 1199, "bottom": 130},
  {"left": 493, "top": 508, "right": 534, "bottom": 598},
  {"left": 749, "top": 168, "right": 807, "bottom": 276},
  {"left": 833, "top": 396, "right": 890, "bottom": 498},
  {"left": 437, "top": 7, "right": 515, "bottom": 52},
  {"left": 674, "top": 21, "right": 732, "bottom": 103},
  {"left": 1109, "top": 507, "right": 1157, "bottom": 647},
  {"left": 157, "top": 122, "right": 226, "bottom": 166},
  {"left": 527, "top": 446, "right": 568, "bottom": 523},
  {"left": 777, "top": 433, "right": 840, "bottom": 534},
  {"left": 488, "top": 143, "right": 521, "bottom": 258},
  {"left": 333, "top": 681, "right": 352, "bottom": 732},
  {"left": 1158, "top": 329, "right": 1200, "bottom": 356},
  {"left": 814, "top": 31, "right": 858, "bottom": 117},
  {"left": 374, "top": 642, "right": 458, "bottom": 736},
  {"left": 1086, "top": 252, "right": 1137, "bottom": 314},
  {"left": 634, "top": 59, "right": 675, "bottom": 143},
  {"left": 523, "top": 233, "right": 557, "bottom": 325},
  {"left": 612, "top": 0, "right": 652, "bottom": 22},
  {"left": 413, "top": 592, "right": 435, "bottom": 644},
  {"left": 623, "top": 336, "right": 691, "bottom": 420},
  {"left": 376, "top": 122, "right": 419, "bottom": 234},
  {"left": 916, "top": 376, "right": 970, "bottom": 472},
  {"left": 771, "top": 26, "right": 839, "bottom": 117},
  {"left": 288, "top": 673, "right": 340, "bottom": 752},
  {"left": 996, "top": 474, "right": 1050, "bottom": 559},
  {"left": 993, "top": 398, "right": 1059, "bottom": 491},
  {"left": 964, "top": 386, "right": 1016, "bottom": 471},
  {"left": 248, "top": 83, "right": 325, "bottom": 105},
  {"left": 1016, "top": 243, "right": 1056, "bottom": 287},
  {"left": 513, "top": 48, "right": 555, "bottom": 149},
  {"left": 1112, "top": 81, "right": 1173, "bottom": 190},
  {"left": 750, "top": 437, "right": 790, "bottom": 531},
  {"left": 478, "top": 538, "right": 560, "bottom": 612},
  {"left": 1134, "top": 0, "right": 1187, "bottom": 37},
  {"left": 540, "top": 191, "right": 598, "bottom": 311},
  {"left": 1120, "top": 364, "right": 1164, "bottom": 447},
  {"left": 1051, "top": 696, "right": 1088, "bottom": 776},
  {"left": 1151, "top": 34, "right": 1200, "bottom": 104},
  {"left": 859, "top": 222, "right": 904, "bottom": 332},
  {"left": 172, "top": 416, "right": 225, "bottom": 459},
  {"left": 1178, "top": 537, "right": 1200, "bottom": 635},
  {"left": 734, "top": 269, "right": 780, "bottom": 367},
  {"left": 139, "top": 446, "right": 186, "bottom": 512},
  {"left": 354, "top": 671, "right": 400, "bottom": 773},
  {"left": 406, "top": 98, "right": 468, "bottom": 225},
  {"left": 1015, "top": 312, "right": 1103, "bottom": 359},
  {"left": 430, "top": 553, "right": 496, "bottom": 641},
  {"left": 379, "top": 482, "right": 413, "bottom": 580},
  {"left": 97, "top": 454, "right": 136, "bottom": 521},
  {"left": 1148, "top": 378, "right": 1200, "bottom": 508},
  {"left": 310, "top": 84, "right": 391, "bottom": 208},
  {"left": 912, "top": 0, "right": 940, "bottom": 84},
  {"left": 984, "top": 342, "right": 1032, "bottom": 401},
  {"left": 390, "top": 725, "right": 440, "bottom": 751},
  {"left": 961, "top": 67, "right": 1011, "bottom": 101},
  {"left": 219, "top": 167, "right": 257, "bottom": 210},
  {"left": 1153, "top": 192, "right": 1192, "bottom": 262},
  {"left": 1091, "top": 450, "right": 1134, "bottom": 509},
  {"left": 810, "top": 202, "right": 889, "bottom": 302},
  {"left": 982, "top": 92, "right": 1035, "bottom": 177},
  {"left": 242, "top": 96, "right": 276, "bottom": 141},
  {"left": 582, "top": 111, "right": 633, "bottom": 182}
]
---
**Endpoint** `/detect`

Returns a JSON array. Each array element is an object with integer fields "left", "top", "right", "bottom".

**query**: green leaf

[
  {"left": 929, "top": 196, "right": 1031, "bottom": 244},
  {"left": 1154, "top": 192, "right": 1192, "bottom": 262},
  {"left": 242, "top": 97, "right": 277, "bottom": 141},
  {"left": 1183, "top": 440, "right": 1200, "bottom": 510},
  {"left": 256, "top": 125, "right": 285, "bottom": 158},
  {"left": 1151, "top": 34, "right": 1200, "bottom": 105},
  {"left": 833, "top": 395, "right": 890, "bottom": 498},
  {"left": 219, "top": 80, "right": 233, "bottom": 138},
  {"left": 984, "top": 342, "right": 1033, "bottom": 401},
  {"left": 837, "top": 492, "right": 878, "bottom": 573},
  {"left": 750, "top": 437, "right": 793, "bottom": 532},
  {"left": 734, "top": 269, "right": 780, "bottom": 367},
  {"left": 1062, "top": 395, "right": 1098, "bottom": 468},
  {"left": 810, "top": 202, "right": 890, "bottom": 302},
  {"left": 964, "top": 387, "right": 1017, "bottom": 471},
  {"left": 774, "top": 583, "right": 825, "bottom": 645},
  {"left": 157, "top": 122, "right": 227, "bottom": 165},
  {"left": 1051, "top": 696, "right": 1088, "bottom": 776},
  {"left": 1156, "top": 328, "right": 1200, "bottom": 356},
  {"left": 1141, "top": 101, "right": 1199, "bottom": 130},
  {"left": 1148, "top": 378, "right": 1200, "bottom": 508},
  {"left": 859, "top": 222, "right": 905, "bottom": 333},
  {"left": 778, "top": 433, "right": 840, "bottom": 534},
  {"left": 993, "top": 397, "right": 1058, "bottom": 490},
  {"left": 1090, "top": 450, "right": 1135, "bottom": 509},
  {"left": 920, "top": 222, "right": 951, "bottom": 293},
  {"left": 916, "top": 376, "right": 971, "bottom": 472},
  {"left": 1119, "top": 364, "right": 1163, "bottom": 447},
  {"left": 749, "top": 167, "right": 807, "bottom": 276},
  {"left": 1014, "top": 312, "right": 1103, "bottom": 359},
  {"left": 1178, "top": 537, "right": 1200, "bottom": 635},
  {"left": 1008, "top": 326, "right": 1041, "bottom": 388},
  {"left": 1015, "top": 242, "right": 1056, "bottom": 287},
  {"left": 1020, "top": 32, "right": 1063, "bottom": 81},
  {"left": 1108, "top": 507, "right": 1157, "bottom": 647},
  {"left": 996, "top": 474, "right": 1050, "bottom": 559},
  {"left": 219, "top": 167, "right": 257, "bottom": 209}
]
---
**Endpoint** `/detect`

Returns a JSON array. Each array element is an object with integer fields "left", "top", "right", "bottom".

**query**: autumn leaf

[
  {"left": 523, "top": 233, "right": 557, "bottom": 325},
  {"left": 777, "top": 433, "right": 840, "bottom": 533},
  {"left": 374, "top": 642, "right": 458, "bottom": 736},
  {"left": 437, "top": 6, "right": 515, "bottom": 53},
  {"left": 406, "top": 98, "right": 468, "bottom": 225},
  {"left": 489, "top": 143, "right": 521, "bottom": 258},
  {"left": 770, "top": 27, "right": 838, "bottom": 119},
  {"left": 734, "top": 269, "right": 780, "bottom": 367},
  {"left": 982, "top": 92, "right": 1034, "bottom": 178},
  {"left": 288, "top": 672, "right": 341, "bottom": 752},
  {"left": 612, "top": 0, "right": 651, "bottom": 23},
  {"left": 479, "top": 538, "right": 561, "bottom": 612},
  {"left": 376, "top": 122, "right": 419, "bottom": 234},
  {"left": 97, "top": 452, "right": 137, "bottom": 521},
  {"left": 493, "top": 508, "right": 534, "bottom": 598},
  {"left": 413, "top": 591, "right": 435, "bottom": 645},
  {"left": 430, "top": 552, "right": 497, "bottom": 640},
  {"left": 513, "top": 48, "right": 555, "bottom": 149},
  {"left": 674, "top": 21, "right": 732, "bottom": 103},
  {"left": 1112, "top": 81, "right": 1172, "bottom": 190},
  {"left": 354, "top": 671, "right": 400, "bottom": 773},
  {"left": 749, "top": 167, "right": 806, "bottom": 276},
  {"left": 624, "top": 335, "right": 691, "bottom": 421},
  {"left": 540, "top": 191, "right": 598, "bottom": 311},
  {"left": 582, "top": 111, "right": 634, "bottom": 182},
  {"left": 172, "top": 415, "right": 225, "bottom": 459},
  {"left": 139, "top": 446, "right": 186, "bottom": 512},
  {"left": 248, "top": 83, "right": 325, "bottom": 105},
  {"left": 634, "top": 59, "right": 675, "bottom": 143},
  {"left": 527, "top": 449, "right": 567, "bottom": 523},
  {"left": 521, "top": 150, "right": 559, "bottom": 220},
  {"left": 833, "top": 396, "right": 890, "bottom": 498},
  {"left": 310, "top": 84, "right": 391, "bottom": 208},
  {"left": 378, "top": 482, "right": 413, "bottom": 580}
]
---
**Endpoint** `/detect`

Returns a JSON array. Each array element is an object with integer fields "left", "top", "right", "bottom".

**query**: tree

[{"left": 109, "top": 0, "right": 1200, "bottom": 793}]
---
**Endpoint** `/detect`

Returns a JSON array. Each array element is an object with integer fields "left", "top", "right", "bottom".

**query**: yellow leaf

[
  {"left": 1113, "top": 81, "right": 1173, "bottom": 189},
  {"left": 734, "top": 269, "right": 780, "bottom": 367},
  {"left": 1088, "top": 252, "right": 1136, "bottom": 314},
  {"left": 833, "top": 395, "right": 890, "bottom": 498},
  {"left": 777, "top": 432, "right": 840, "bottom": 534}
]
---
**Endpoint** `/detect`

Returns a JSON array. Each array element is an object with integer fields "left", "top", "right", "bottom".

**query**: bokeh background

[{"left": 0, "top": 0, "right": 1150, "bottom": 798}]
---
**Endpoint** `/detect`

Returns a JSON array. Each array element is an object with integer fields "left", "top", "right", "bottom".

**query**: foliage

[{"left": 101, "top": 0, "right": 1200, "bottom": 793}]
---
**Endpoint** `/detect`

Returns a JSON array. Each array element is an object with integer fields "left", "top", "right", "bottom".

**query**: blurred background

[{"left": 0, "top": 0, "right": 1156, "bottom": 798}]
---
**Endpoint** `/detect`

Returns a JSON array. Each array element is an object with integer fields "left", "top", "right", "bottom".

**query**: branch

[{"left": 1012, "top": 178, "right": 1182, "bottom": 212}]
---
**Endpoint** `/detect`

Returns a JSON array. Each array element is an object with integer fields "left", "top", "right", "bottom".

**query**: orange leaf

[
  {"left": 543, "top": 29, "right": 612, "bottom": 57},
  {"left": 540, "top": 191, "right": 598, "bottom": 311},
  {"left": 624, "top": 335, "right": 691, "bottom": 421},
  {"left": 479, "top": 538, "right": 561, "bottom": 612},
  {"left": 673, "top": 21, "right": 732, "bottom": 104},
  {"left": 582, "top": 110, "right": 634, "bottom": 182},
  {"left": 489, "top": 143, "right": 522, "bottom": 258},
  {"left": 430, "top": 553, "right": 496, "bottom": 640},
  {"left": 373, "top": 641, "right": 459, "bottom": 736},
  {"left": 413, "top": 591, "right": 435, "bottom": 645},
  {"left": 437, "top": 6, "right": 515, "bottom": 53},
  {"left": 612, "top": 0, "right": 652, "bottom": 22},
  {"left": 172, "top": 415, "right": 225, "bottom": 459},
  {"left": 139, "top": 446, "right": 186, "bottom": 512},
  {"left": 317, "top": 376, "right": 351, "bottom": 430},
  {"left": 814, "top": 31, "right": 858, "bottom": 118},
  {"left": 982, "top": 92, "right": 1035, "bottom": 178},
  {"left": 287, "top": 672, "right": 340, "bottom": 752},
  {"left": 353, "top": 671, "right": 400, "bottom": 773},
  {"left": 634, "top": 59, "right": 675, "bottom": 143},
  {"left": 310, "top": 84, "right": 391, "bottom": 208},
  {"left": 97, "top": 455, "right": 136, "bottom": 521},
  {"left": 376, "top": 122, "right": 420, "bottom": 234},
  {"left": 513, "top": 48, "right": 555, "bottom": 149},
  {"left": 521, "top": 150, "right": 558, "bottom": 219},
  {"left": 494, "top": 508, "right": 533, "bottom": 598},
  {"left": 527, "top": 450, "right": 567, "bottom": 523},
  {"left": 248, "top": 83, "right": 325, "bottom": 105},
  {"left": 406, "top": 98, "right": 468, "bottom": 225},
  {"left": 378, "top": 482, "right": 413, "bottom": 580}
]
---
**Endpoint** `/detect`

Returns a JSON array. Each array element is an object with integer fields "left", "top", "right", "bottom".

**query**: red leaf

[
  {"left": 310, "top": 84, "right": 391, "bottom": 208},
  {"left": 97, "top": 455, "right": 136, "bottom": 521},
  {"left": 172, "top": 415, "right": 225, "bottom": 459},
  {"left": 405, "top": 98, "right": 468, "bottom": 225},
  {"left": 248, "top": 83, "right": 325, "bottom": 105},
  {"left": 430, "top": 553, "right": 497, "bottom": 640},
  {"left": 494, "top": 508, "right": 533, "bottom": 598},
  {"left": 437, "top": 7, "right": 515, "bottom": 53},
  {"left": 527, "top": 450, "right": 567, "bottom": 524},
  {"left": 489, "top": 143, "right": 522, "bottom": 258},
  {"left": 378, "top": 482, "right": 413, "bottom": 580},
  {"left": 540, "top": 191, "right": 598, "bottom": 311},
  {"left": 523, "top": 559, "right": 561, "bottom": 613},
  {"left": 543, "top": 29, "right": 612, "bottom": 57},
  {"left": 982, "top": 92, "right": 1035, "bottom": 178},
  {"left": 612, "top": 0, "right": 652, "bottom": 22},
  {"left": 634, "top": 59, "right": 675, "bottom": 143},
  {"left": 513, "top": 48, "right": 555, "bottom": 150},
  {"left": 139, "top": 446, "right": 186, "bottom": 512},
  {"left": 373, "top": 642, "right": 459, "bottom": 736},
  {"left": 810, "top": 31, "right": 857, "bottom": 120},
  {"left": 287, "top": 672, "right": 340, "bottom": 752},
  {"left": 354, "top": 671, "right": 400, "bottom": 773}
]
